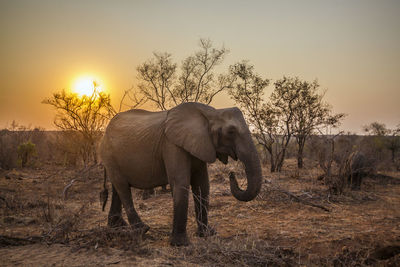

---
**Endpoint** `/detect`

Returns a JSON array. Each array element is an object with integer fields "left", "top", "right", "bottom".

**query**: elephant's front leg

[
  {"left": 191, "top": 161, "right": 216, "bottom": 237},
  {"left": 163, "top": 142, "right": 191, "bottom": 246},
  {"left": 171, "top": 184, "right": 190, "bottom": 246}
]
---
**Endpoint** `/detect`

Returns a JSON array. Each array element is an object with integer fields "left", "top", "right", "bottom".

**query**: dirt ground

[{"left": 0, "top": 159, "right": 399, "bottom": 266}]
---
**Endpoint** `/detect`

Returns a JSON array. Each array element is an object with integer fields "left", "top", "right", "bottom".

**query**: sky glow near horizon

[{"left": 0, "top": 0, "right": 399, "bottom": 133}]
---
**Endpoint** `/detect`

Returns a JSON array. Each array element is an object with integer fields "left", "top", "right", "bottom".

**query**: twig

[
  {"left": 106, "top": 261, "right": 121, "bottom": 265},
  {"left": 277, "top": 188, "right": 330, "bottom": 212},
  {"left": 63, "top": 163, "right": 99, "bottom": 200},
  {"left": 239, "top": 173, "right": 330, "bottom": 211},
  {"left": 263, "top": 175, "right": 330, "bottom": 212},
  {"left": 63, "top": 179, "right": 76, "bottom": 200}
]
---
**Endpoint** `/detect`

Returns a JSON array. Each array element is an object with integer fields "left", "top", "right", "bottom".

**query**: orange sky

[{"left": 1, "top": 0, "right": 399, "bottom": 133}]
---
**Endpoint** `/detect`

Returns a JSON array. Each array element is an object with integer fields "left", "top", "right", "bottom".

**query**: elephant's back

[
  {"left": 107, "top": 109, "right": 167, "bottom": 132},
  {"left": 99, "top": 109, "right": 168, "bottom": 188},
  {"left": 102, "top": 109, "right": 167, "bottom": 150}
]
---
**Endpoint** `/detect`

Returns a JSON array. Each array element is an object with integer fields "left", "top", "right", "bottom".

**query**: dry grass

[{"left": 1, "top": 160, "right": 400, "bottom": 266}]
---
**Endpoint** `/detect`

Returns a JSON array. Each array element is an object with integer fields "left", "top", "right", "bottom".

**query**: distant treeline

[{"left": 1, "top": 129, "right": 398, "bottom": 172}]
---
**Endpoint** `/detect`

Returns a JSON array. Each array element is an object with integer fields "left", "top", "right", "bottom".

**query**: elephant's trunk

[{"left": 229, "top": 137, "right": 262, "bottom": 202}]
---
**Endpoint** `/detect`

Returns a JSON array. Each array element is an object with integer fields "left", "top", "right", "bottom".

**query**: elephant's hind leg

[
  {"left": 114, "top": 183, "right": 150, "bottom": 234},
  {"left": 108, "top": 185, "right": 128, "bottom": 227}
]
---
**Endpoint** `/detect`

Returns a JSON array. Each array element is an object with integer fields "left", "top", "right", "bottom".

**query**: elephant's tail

[{"left": 99, "top": 167, "right": 108, "bottom": 211}]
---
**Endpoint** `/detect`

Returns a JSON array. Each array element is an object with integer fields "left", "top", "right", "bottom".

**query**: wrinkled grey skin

[{"left": 99, "top": 102, "right": 262, "bottom": 246}]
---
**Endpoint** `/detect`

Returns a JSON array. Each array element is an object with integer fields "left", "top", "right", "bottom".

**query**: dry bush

[
  {"left": 256, "top": 182, "right": 291, "bottom": 203},
  {"left": 39, "top": 198, "right": 145, "bottom": 251},
  {"left": 71, "top": 226, "right": 144, "bottom": 251},
  {"left": 324, "top": 174, "right": 346, "bottom": 195},
  {"left": 42, "top": 206, "right": 84, "bottom": 243},
  {"left": 1, "top": 194, "right": 55, "bottom": 217},
  {"left": 321, "top": 151, "right": 376, "bottom": 195},
  {"left": 312, "top": 134, "right": 372, "bottom": 195},
  {"left": 39, "top": 194, "right": 92, "bottom": 244},
  {"left": 170, "top": 235, "right": 296, "bottom": 266},
  {"left": 330, "top": 238, "right": 400, "bottom": 267}
]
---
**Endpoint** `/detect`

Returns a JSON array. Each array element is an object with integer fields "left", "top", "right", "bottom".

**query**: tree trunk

[
  {"left": 276, "top": 153, "right": 284, "bottom": 172},
  {"left": 270, "top": 157, "right": 276, "bottom": 172},
  {"left": 297, "top": 143, "right": 304, "bottom": 169},
  {"left": 265, "top": 146, "right": 276, "bottom": 172}
]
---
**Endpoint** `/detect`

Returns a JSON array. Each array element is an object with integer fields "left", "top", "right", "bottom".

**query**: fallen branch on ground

[
  {"left": 260, "top": 174, "right": 331, "bottom": 212},
  {"left": 63, "top": 179, "right": 76, "bottom": 200},
  {"left": 229, "top": 171, "right": 330, "bottom": 212},
  {"left": 276, "top": 188, "right": 330, "bottom": 212}
]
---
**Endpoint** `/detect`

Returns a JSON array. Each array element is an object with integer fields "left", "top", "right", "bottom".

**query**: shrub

[{"left": 17, "top": 141, "right": 37, "bottom": 167}]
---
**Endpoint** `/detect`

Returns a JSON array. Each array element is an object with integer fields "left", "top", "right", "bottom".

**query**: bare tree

[
  {"left": 117, "top": 86, "right": 147, "bottom": 112},
  {"left": 137, "top": 39, "right": 232, "bottom": 110},
  {"left": 287, "top": 77, "right": 345, "bottom": 168},
  {"left": 137, "top": 52, "right": 177, "bottom": 110},
  {"left": 267, "top": 77, "right": 305, "bottom": 172},
  {"left": 173, "top": 39, "right": 231, "bottom": 104},
  {"left": 229, "top": 62, "right": 297, "bottom": 172},
  {"left": 363, "top": 122, "right": 390, "bottom": 136},
  {"left": 229, "top": 63, "right": 345, "bottom": 172},
  {"left": 42, "top": 83, "right": 114, "bottom": 165}
]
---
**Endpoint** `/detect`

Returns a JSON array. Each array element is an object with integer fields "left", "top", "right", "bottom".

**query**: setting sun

[{"left": 73, "top": 76, "right": 103, "bottom": 96}]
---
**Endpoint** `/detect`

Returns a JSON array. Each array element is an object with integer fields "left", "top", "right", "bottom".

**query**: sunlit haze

[
  {"left": 72, "top": 76, "right": 104, "bottom": 96},
  {"left": 0, "top": 0, "right": 399, "bottom": 133}
]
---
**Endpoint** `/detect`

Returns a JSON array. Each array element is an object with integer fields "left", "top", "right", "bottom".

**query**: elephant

[
  {"left": 99, "top": 102, "right": 262, "bottom": 246},
  {"left": 340, "top": 151, "right": 372, "bottom": 190}
]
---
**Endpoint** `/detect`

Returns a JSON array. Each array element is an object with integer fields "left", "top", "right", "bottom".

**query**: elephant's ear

[{"left": 165, "top": 103, "right": 217, "bottom": 163}]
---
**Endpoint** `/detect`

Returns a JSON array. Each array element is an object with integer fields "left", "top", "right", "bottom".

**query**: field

[{"left": 1, "top": 159, "right": 399, "bottom": 266}]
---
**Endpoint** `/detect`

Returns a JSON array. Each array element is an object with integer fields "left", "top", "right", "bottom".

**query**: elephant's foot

[
  {"left": 108, "top": 216, "right": 128, "bottom": 228},
  {"left": 197, "top": 225, "right": 217, "bottom": 237},
  {"left": 132, "top": 222, "right": 150, "bottom": 234},
  {"left": 170, "top": 233, "right": 189, "bottom": 246}
]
